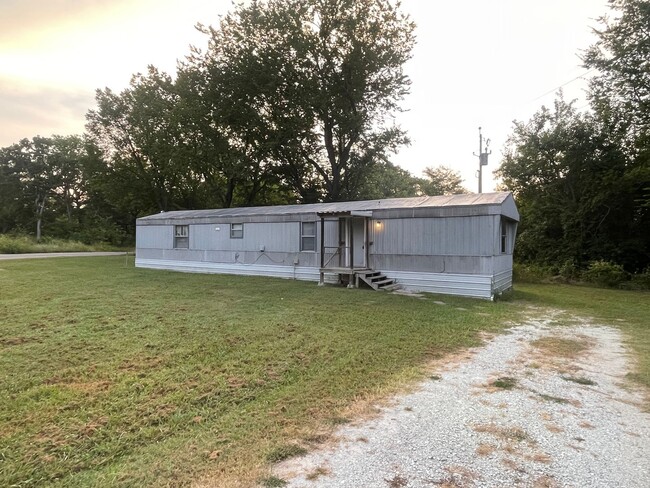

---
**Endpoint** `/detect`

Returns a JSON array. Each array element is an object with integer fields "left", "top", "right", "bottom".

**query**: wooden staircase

[{"left": 356, "top": 270, "right": 401, "bottom": 291}]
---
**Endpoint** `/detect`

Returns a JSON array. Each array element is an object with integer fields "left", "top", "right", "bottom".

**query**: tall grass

[{"left": 0, "top": 234, "right": 120, "bottom": 254}]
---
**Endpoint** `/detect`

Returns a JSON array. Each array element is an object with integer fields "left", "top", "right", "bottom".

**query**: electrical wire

[{"left": 530, "top": 68, "right": 597, "bottom": 102}]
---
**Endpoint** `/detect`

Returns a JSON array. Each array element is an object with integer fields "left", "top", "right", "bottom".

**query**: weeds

[
  {"left": 539, "top": 394, "right": 570, "bottom": 404},
  {"left": 266, "top": 445, "right": 308, "bottom": 463},
  {"left": 491, "top": 377, "right": 517, "bottom": 389},
  {"left": 260, "top": 476, "right": 288, "bottom": 487}
]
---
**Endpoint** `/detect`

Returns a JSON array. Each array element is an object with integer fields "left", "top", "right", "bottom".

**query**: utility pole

[{"left": 473, "top": 127, "right": 491, "bottom": 193}]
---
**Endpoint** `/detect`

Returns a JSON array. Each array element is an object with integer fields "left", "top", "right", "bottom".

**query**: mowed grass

[{"left": 0, "top": 257, "right": 515, "bottom": 487}]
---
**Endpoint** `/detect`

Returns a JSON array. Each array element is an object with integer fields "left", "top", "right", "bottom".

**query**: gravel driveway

[{"left": 274, "top": 312, "right": 650, "bottom": 487}]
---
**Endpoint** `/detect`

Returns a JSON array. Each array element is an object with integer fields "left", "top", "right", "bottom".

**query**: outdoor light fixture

[{"left": 375, "top": 220, "right": 383, "bottom": 228}]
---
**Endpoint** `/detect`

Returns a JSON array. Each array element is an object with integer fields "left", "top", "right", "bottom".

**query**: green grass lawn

[{"left": 0, "top": 257, "right": 648, "bottom": 487}]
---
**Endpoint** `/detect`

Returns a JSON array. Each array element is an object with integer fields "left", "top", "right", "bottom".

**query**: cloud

[
  {"left": 0, "top": 78, "right": 94, "bottom": 147},
  {"left": 0, "top": 0, "right": 131, "bottom": 46}
]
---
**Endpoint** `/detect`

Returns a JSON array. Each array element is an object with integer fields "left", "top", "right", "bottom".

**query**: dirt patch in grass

[
  {"left": 533, "top": 475, "right": 560, "bottom": 488},
  {"left": 0, "top": 336, "right": 36, "bottom": 346},
  {"left": 472, "top": 423, "right": 534, "bottom": 444},
  {"left": 305, "top": 465, "right": 330, "bottom": 480},
  {"left": 434, "top": 465, "right": 480, "bottom": 487},
  {"left": 531, "top": 336, "right": 593, "bottom": 359},
  {"left": 385, "top": 474, "right": 409, "bottom": 487},
  {"left": 476, "top": 443, "right": 496, "bottom": 456},
  {"left": 545, "top": 423, "right": 563, "bottom": 433}
]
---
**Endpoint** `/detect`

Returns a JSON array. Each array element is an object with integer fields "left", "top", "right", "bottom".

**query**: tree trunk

[{"left": 35, "top": 197, "right": 45, "bottom": 242}]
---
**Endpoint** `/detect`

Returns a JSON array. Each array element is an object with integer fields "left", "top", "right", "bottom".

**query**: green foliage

[
  {"left": 0, "top": 234, "right": 117, "bottom": 253},
  {"left": 513, "top": 263, "right": 557, "bottom": 284},
  {"left": 354, "top": 161, "right": 420, "bottom": 200},
  {"left": 582, "top": 260, "right": 630, "bottom": 288},
  {"left": 260, "top": 476, "right": 289, "bottom": 487},
  {"left": 499, "top": 0, "right": 650, "bottom": 274},
  {"left": 492, "top": 377, "right": 517, "bottom": 390},
  {"left": 583, "top": 0, "right": 650, "bottom": 149},
  {"left": 186, "top": 0, "right": 416, "bottom": 202},
  {"left": 628, "top": 269, "right": 650, "bottom": 290},
  {"left": 420, "top": 165, "right": 468, "bottom": 195},
  {"left": 266, "top": 445, "right": 308, "bottom": 463},
  {"left": 499, "top": 94, "right": 649, "bottom": 272}
]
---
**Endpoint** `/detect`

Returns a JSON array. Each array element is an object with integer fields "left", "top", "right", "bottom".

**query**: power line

[{"left": 530, "top": 68, "right": 597, "bottom": 102}]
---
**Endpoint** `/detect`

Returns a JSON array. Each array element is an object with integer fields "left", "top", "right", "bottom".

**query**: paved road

[{"left": 0, "top": 252, "right": 127, "bottom": 261}]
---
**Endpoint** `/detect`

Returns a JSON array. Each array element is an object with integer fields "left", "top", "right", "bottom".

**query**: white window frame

[
  {"left": 174, "top": 225, "right": 189, "bottom": 249},
  {"left": 301, "top": 221, "right": 316, "bottom": 252},
  {"left": 230, "top": 223, "right": 244, "bottom": 239},
  {"left": 500, "top": 218, "right": 509, "bottom": 254}
]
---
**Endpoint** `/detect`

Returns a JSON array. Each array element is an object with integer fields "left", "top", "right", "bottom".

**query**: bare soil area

[{"left": 274, "top": 312, "right": 650, "bottom": 487}]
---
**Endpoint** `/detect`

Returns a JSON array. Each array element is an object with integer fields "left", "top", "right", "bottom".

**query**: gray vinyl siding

[
  {"left": 137, "top": 220, "right": 339, "bottom": 268},
  {"left": 371, "top": 216, "right": 494, "bottom": 256},
  {"left": 136, "top": 225, "right": 172, "bottom": 249}
]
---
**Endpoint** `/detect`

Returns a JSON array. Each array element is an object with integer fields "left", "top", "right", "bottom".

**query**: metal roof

[{"left": 138, "top": 192, "right": 513, "bottom": 221}]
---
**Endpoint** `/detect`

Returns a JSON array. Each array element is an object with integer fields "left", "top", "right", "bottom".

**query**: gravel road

[{"left": 275, "top": 312, "right": 650, "bottom": 487}]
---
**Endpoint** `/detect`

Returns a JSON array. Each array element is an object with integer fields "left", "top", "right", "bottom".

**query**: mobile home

[{"left": 135, "top": 192, "right": 519, "bottom": 299}]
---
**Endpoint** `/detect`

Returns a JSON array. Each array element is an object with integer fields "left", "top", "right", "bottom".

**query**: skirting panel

[
  {"left": 379, "top": 269, "right": 494, "bottom": 299},
  {"left": 136, "top": 258, "right": 497, "bottom": 299},
  {"left": 493, "top": 269, "right": 513, "bottom": 294},
  {"left": 135, "top": 258, "right": 338, "bottom": 283}
]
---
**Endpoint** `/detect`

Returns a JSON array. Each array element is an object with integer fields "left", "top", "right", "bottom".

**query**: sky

[{"left": 0, "top": 0, "right": 608, "bottom": 192}]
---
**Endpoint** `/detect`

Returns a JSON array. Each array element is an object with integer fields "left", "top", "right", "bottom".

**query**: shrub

[
  {"left": 582, "top": 260, "right": 629, "bottom": 288},
  {"left": 513, "top": 263, "right": 555, "bottom": 283},
  {"left": 558, "top": 259, "right": 581, "bottom": 281},
  {"left": 625, "top": 268, "right": 650, "bottom": 291}
]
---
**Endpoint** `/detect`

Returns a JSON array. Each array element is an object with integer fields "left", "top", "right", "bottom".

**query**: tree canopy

[
  {"left": 497, "top": 0, "right": 650, "bottom": 272},
  {"left": 183, "top": 0, "right": 415, "bottom": 202}
]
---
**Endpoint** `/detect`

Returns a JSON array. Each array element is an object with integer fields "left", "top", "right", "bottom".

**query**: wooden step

[
  {"left": 374, "top": 278, "right": 394, "bottom": 287},
  {"left": 355, "top": 268, "right": 397, "bottom": 291},
  {"left": 382, "top": 283, "right": 403, "bottom": 291}
]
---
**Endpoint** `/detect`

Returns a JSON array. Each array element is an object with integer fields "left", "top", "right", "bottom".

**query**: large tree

[
  {"left": 187, "top": 0, "right": 415, "bottom": 202},
  {"left": 86, "top": 68, "right": 186, "bottom": 214},
  {"left": 420, "top": 165, "right": 467, "bottom": 196},
  {"left": 497, "top": 96, "right": 648, "bottom": 270},
  {"left": 583, "top": 0, "right": 650, "bottom": 145},
  {"left": 497, "top": 0, "right": 650, "bottom": 272},
  {"left": 0, "top": 136, "right": 90, "bottom": 240},
  {"left": 583, "top": 0, "right": 650, "bottom": 210}
]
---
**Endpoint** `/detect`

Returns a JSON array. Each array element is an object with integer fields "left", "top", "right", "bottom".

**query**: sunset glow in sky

[{"left": 0, "top": 0, "right": 607, "bottom": 192}]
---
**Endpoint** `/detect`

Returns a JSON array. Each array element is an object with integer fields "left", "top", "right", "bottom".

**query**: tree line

[
  {"left": 496, "top": 0, "right": 649, "bottom": 274},
  {"left": 1, "top": 0, "right": 646, "bottom": 276},
  {"left": 0, "top": 0, "right": 466, "bottom": 246}
]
